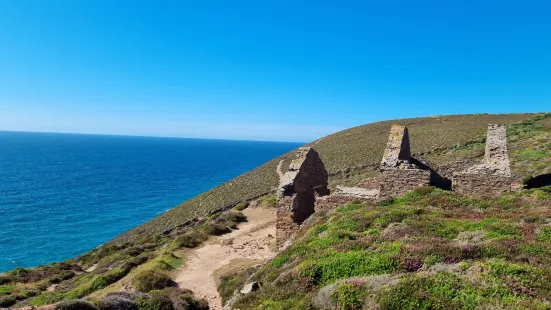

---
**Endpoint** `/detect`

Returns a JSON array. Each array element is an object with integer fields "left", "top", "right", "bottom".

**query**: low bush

[
  {"left": 56, "top": 300, "right": 98, "bottom": 310},
  {"left": 218, "top": 267, "right": 257, "bottom": 303},
  {"left": 205, "top": 223, "right": 231, "bottom": 236},
  {"left": 332, "top": 282, "right": 369, "bottom": 310},
  {"left": 0, "top": 294, "right": 17, "bottom": 307},
  {"left": 259, "top": 194, "right": 277, "bottom": 208},
  {"left": 133, "top": 270, "right": 172, "bottom": 293},
  {"left": 233, "top": 201, "right": 249, "bottom": 211}
]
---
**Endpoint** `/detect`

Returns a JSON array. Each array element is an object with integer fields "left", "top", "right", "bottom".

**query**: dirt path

[
  {"left": 276, "top": 159, "right": 285, "bottom": 181},
  {"left": 175, "top": 207, "right": 277, "bottom": 309}
]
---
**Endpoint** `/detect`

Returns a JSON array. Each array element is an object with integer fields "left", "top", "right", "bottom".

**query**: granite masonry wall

[
  {"left": 378, "top": 125, "right": 432, "bottom": 198},
  {"left": 453, "top": 173, "right": 512, "bottom": 196},
  {"left": 453, "top": 125, "right": 513, "bottom": 196},
  {"left": 379, "top": 169, "right": 431, "bottom": 198},
  {"left": 276, "top": 147, "right": 329, "bottom": 248}
]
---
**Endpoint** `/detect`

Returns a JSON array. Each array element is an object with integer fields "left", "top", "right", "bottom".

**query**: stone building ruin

[
  {"left": 379, "top": 125, "right": 431, "bottom": 198},
  {"left": 453, "top": 124, "right": 513, "bottom": 196},
  {"left": 276, "top": 147, "right": 329, "bottom": 248},
  {"left": 275, "top": 123, "right": 518, "bottom": 249}
]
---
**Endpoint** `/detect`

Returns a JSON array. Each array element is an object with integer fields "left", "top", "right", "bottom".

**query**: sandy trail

[
  {"left": 276, "top": 159, "right": 285, "bottom": 181},
  {"left": 175, "top": 207, "right": 277, "bottom": 309}
]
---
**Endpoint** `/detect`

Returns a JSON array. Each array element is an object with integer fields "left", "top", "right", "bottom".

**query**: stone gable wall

[
  {"left": 381, "top": 125, "right": 412, "bottom": 169},
  {"left": 379, "top": 169, "right": 431, "bottom": 198},
  {"left": 276, "top": 147, "right": 329, "bottom": 248}
]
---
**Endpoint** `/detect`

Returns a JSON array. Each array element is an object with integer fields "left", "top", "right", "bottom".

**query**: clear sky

[{"left": 0, "top": 1, "right": 550, "bottom": 142}]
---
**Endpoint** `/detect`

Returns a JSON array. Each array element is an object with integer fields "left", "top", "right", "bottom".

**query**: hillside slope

[
  {"left": 2, "top": 112, "right": 550, "bottom": 309},
  {"left": 113, "top": 113, "right": 535, "bottom": 245}
]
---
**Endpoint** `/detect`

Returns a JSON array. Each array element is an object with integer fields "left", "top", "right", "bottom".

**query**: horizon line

[{"left": 0, "top": 129, "right": 308, "bottom": 145}]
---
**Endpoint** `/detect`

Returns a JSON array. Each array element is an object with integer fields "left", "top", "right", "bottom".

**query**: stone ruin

[
  {"left": 276, "top": 147, "right": 329, "bottom": 248},
  {"left": 275, "top": 124, "right": 516, "bottom": 249},
  {"left": 379, "top": 125, "right": 431, "bottom": 198},
  {"left": 453, "top": 124, "right": 513, "bottom": 196}
]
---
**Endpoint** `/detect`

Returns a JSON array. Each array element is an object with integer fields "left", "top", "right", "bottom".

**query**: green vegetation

[
  {"left": 232, "top": 187, "right": 551, "bottom": 309},
  {"left": 332, "top": 282, "right": 370, "bottom": 310},
  {"left": 218, "top": 267, "right": 257, "bottom": 304},
  {"left": 113, "top": 113, "right": 535, "bottom": 245},
  {"left": 132, "top": 269, "right": 172, "bottom": 293},
  {"left": 4, "top": 112, "right": 551, "bottom": 308}
]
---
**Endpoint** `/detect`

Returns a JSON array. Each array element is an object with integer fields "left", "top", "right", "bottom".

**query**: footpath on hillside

[{"left": 175, "top": 206, "right": 277, "bottom": 310}]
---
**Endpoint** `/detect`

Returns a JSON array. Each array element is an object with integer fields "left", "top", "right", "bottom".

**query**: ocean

[{"left": 0, "top": 131, "right": 301, "bottom": 272}]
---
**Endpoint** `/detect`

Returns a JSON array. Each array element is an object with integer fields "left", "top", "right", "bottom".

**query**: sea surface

[{"left": 0, "top": 131, "right": 301, "bottom": 272}]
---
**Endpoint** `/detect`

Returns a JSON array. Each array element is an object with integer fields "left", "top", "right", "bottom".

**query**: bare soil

[{"left": 175, "top": 206, "right": 277, "bottom": 309}]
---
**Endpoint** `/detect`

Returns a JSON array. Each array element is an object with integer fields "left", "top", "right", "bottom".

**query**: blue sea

[{"left": 0, "top": 132, "right": 301, "bottom": 272}]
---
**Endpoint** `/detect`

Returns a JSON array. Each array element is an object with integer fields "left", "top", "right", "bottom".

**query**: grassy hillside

[
  {"left": 2, "top": 112, "right": 550, "bottom": 309},
  {"left": 232, "top": 187, "right": 551, "bottom": 309},
  {"left": 113, "top": 113, "right": 535, "bottom": 245}
]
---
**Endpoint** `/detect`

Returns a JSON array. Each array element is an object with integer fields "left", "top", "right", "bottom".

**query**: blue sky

[{"left": 0, "top": 1, "right": 550, "bottom": 142}]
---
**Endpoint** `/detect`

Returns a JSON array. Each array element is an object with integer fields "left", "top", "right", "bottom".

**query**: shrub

[
  {"left": 0, "top": 294, "right": 17, "bottom": 307},
  {"left": 30, "top": 291, "right": 65, "bottom": 306},
  {"left": 536, "top": 227, "right": 551, "bottom": 242},
  {"left": 147, "top": 290, "right": 173, "bottom": 310},
  {"left": 155, "top": 260, "right": 175, "bottom": 271},
  {"left": 376, "top": 272, "right": 478, "bottom": 310},
  {"left": 233, "top": 201, "right": 249, "bottom": 211},
  {"left": 205, "top": 223, "right": 231, "bottom": 236},
  {"left": 133, "top": 270, "right": 172, "bottom": 293},
  {"left": 218, "top": 267, "right": 257, "bottom": 303},
  {"left": 56, "top": 300, "right": 98, "bottom": 310},
  {"left": 332, "top": 283, "right": 369, "bottom": 310},
  {"left": 300, "top": 250, "right": 398, "bottom": 285},
  {"left": 259, "top": 194, "right": 277, "bottom": 208},
  {"left": 174, "top": 231, "right": 208, "bottom": 249},
  {"left": 414, "top": 186, "right": 436, "bottom": 196}
]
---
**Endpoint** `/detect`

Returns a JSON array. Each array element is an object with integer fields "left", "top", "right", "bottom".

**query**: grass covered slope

[
  {"left": 233, "top": 187, "right": 551, "bottom": 309},
  {"left": 114, "top": 113, "right": 535, "bottom": 245},
  {"left": 2, "top": 112, "right": 550, "bottom": 309}
]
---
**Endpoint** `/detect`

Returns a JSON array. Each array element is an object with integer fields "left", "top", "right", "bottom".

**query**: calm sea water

[{"left": 0, "top": 132, "right": 301, "bottom": 272}]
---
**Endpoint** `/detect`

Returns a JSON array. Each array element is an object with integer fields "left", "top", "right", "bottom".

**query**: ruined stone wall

[
  {"left": 484, "top": 124, "right": 511, "bottom": 175},
  {"left": 380, "top": 125, "right": 412, "bottom": 169},
  {"left": 379, "top": 169, "right": 431, "bottom": 198},
  {"left": 276, "top": 147, "right": 329, "bottom": 248},
  {"left": 276, "top": 196, "right": 300, "bottom": 248},
  {"left": 315, "top": 195, "right": 370, "bottom": 213},
  {"left": 453, "top": 124, "right": 513, "bottom": 196},
  {"left": 453, "top": 172, "right": 512, "bottom": 196}
]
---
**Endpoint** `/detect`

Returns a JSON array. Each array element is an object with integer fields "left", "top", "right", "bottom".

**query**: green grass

[
  {"left": 332, "top": 282, "right": 370, "bottom": 310},
  {"left": 233, "top": 188, "right": 551, "bottom": 309},
  {"left": 518, "top": 149, "right": 549, "bottom": 160}
]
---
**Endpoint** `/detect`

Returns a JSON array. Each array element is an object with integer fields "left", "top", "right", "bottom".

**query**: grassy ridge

[{"left": 113, "top": 113, "right": 534, "bottom": 245}]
